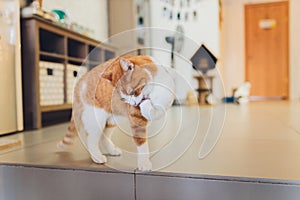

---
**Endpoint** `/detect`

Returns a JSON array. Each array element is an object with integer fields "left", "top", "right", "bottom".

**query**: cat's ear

[{"left": 120, "top": 58, "right": 134, "bottom": 71}]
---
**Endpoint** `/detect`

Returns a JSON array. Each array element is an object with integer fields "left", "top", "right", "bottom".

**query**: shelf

[
  {"left": 67, "top": 56, "right": 86, "bottom": 64},
  {"left": 88, "top": 62, "right": 101, "bottom": 70},
  {"left": 88, "top": 45, "right": 102, "bottom": 63},
  {"left": 40, "top": 51, "right": 66, "bottom": 60},
  {"left": 39, "top": 28, "right": 65, "bottom": 55},
  {"left": 24, "top": 15, "right": 101, "bottom": 44},
  {"left": 88, "top": 61, "right": 101, "bottom": 65},
  {"left": 88, "top": 45, "right": 97, "bottom": 53},
  {"left": 88, "top": 61, "right": 101, "bottom": 70},
  {"left": 21, "top": 16, "right": 117, "bottom": 130},
  {"left": 41, "top": 104, "right": 72, "bottom": 112},
  {"left": 68, "top": 38, "right": 87, "bottom": 59},
  {"left": 88, "top": 60, "right": 102, "bottom": 64}
]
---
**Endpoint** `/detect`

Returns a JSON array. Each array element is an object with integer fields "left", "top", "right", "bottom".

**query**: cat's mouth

[{"left": 136, "top": 97, "right": 150, "bottom": 107}]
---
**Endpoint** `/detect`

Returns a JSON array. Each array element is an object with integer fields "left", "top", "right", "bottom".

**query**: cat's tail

[{"left": 57, "top": 116, "right": 77, "bottom": 149}]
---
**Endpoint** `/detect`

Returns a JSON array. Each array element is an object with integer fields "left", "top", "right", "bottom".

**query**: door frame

[{"left": 244, "top": 1, "right": 290, "bottom": 99}]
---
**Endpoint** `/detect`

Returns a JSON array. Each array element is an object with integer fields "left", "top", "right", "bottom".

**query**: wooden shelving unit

[{"left": 21, "top": 15, "right": 117, "bottom": 130}]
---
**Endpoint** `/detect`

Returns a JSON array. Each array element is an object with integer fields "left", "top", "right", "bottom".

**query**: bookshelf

[{"left": 21, "top": 15, "right": 117, "bottom": 130}]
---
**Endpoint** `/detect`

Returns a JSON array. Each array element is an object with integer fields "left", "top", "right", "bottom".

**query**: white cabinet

[{"left": 0, "top": 0, "right": 23, "bottom": 135}]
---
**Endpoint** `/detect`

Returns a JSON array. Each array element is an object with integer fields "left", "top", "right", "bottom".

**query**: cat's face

[{"left": 117, "top": 58, "right": 150, "bottom": 106}]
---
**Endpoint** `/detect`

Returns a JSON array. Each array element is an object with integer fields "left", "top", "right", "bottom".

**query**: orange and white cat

[{"left": 58, "top": 55, "right": 175, "bottom": 171}]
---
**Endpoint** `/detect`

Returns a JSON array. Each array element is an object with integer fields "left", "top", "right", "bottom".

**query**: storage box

[
  {"left": 66, "top": 64, "right": 87, "bottom": 103},
  {"left": 39, "top": 61, "right": 64, "bottom": 106}
]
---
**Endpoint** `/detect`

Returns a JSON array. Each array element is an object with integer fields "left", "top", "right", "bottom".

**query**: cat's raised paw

[{"left": 91, "top": 154, "right": 107, "bottom": 164}]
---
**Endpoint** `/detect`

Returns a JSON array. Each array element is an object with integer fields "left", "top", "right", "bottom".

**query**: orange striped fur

[{"left": 58, "top": 55, "right": 158, "bottom": 170}]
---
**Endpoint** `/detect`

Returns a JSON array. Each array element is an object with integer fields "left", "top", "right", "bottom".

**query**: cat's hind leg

[
  {"left": 82, "top": 105, "right": 107, "bottom": 164},
  {"left": 100, "top": 118, "right": 122, "bottom": 156}
]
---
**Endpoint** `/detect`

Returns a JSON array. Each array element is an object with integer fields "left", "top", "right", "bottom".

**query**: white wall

[
  {"left": 290, "top": 0, "right": 300, "bottom": 100},
  {"left": 42, "top": 0, "right": 108, "bottom": 41},
  {"left": 149, "top": 0, "right": 221, "bottom": 101},
  {"left": 222, "top": 0, "right": 300, "bottom": 100}
]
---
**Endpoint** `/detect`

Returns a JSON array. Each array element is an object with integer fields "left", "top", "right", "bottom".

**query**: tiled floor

[
  {"left": 1, "top": 101, "right": 300, "bottom": 180},
  {"left": 1, "top": 101, "right": 300, "bottom": 199}
]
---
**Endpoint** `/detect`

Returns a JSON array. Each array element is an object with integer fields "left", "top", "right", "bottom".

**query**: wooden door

[{"left": 245, "top": 1, "right": 289, "bottom": 98}]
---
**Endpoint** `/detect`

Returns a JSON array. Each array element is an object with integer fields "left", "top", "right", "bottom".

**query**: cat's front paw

[
  {"left": 139, "top": 99, "right": 153, "bottom": 121},
  {"left": 91, "top": 154, "right": 107, "bottom": 164},
  {"left": 138, "top": 158, "right": 152, "bottom": 171}
]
